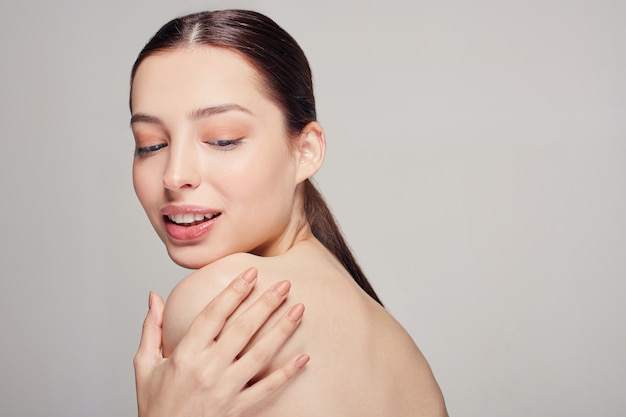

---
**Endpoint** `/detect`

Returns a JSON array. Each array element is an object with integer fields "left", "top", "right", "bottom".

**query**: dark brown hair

[{"left": 130, "top": 9, "right": 382, "bottom": 306}]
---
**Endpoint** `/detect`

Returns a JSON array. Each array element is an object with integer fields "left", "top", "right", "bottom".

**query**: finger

[
  {"left": 134, "top": 292, "right": 165, "bottom": 373},
  {"left": 236, "top": 353, "right": 310, "bottom": 411},
  {"left": 232, "top": 302, "right": 304, "bottom": 382},
  {"left": 214, "top": 280, "right": 292, "bottom": 361},
  {"left": 178, "top": 267, "right": 258, "bottom": 353}
]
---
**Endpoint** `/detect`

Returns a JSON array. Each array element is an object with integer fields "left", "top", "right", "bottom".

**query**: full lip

[{"left": 160, "top": 204, "right": 222, "bottom": 240}]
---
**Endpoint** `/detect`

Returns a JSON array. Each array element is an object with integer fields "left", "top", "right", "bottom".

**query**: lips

[
  {"left": 167, "top": 212, "right": 220, "bottom": 226},
  {"left": 161, "top": 205, "right": 221, "bottom": 241}
]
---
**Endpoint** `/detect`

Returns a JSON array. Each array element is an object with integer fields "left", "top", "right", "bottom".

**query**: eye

[
  {"left": 206, "top": 139, "right": 243, "bottom": 151},
  {"left": 135, "top": 143, "right": 167, "bottom": 158}
]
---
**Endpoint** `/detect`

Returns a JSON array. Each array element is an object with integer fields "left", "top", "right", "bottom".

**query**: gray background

[{"left": 1, "top": 0, "right": 624, "bottom": 416}]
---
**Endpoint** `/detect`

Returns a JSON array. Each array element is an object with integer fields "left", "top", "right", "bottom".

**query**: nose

[{"left": 162, "top": 141, "right": 201, "bottom": 191}]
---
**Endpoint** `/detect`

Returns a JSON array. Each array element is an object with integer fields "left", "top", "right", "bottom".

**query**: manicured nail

[
  {"left": 288, "top": 303, "right": 305, "bottom": 322},
  {"left": 241, "top": 268, "right": 258, "bottom": 284},
  {"left": 275, "top": 280, "right": 291, "bottom": 296},
  {"left": 294, "top": 354, "right": 310, "bottom": 369}
]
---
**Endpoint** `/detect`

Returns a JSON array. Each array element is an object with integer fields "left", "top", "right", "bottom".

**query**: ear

[{"left": 294, "top": 121, "right": 326, "bottom": 184}]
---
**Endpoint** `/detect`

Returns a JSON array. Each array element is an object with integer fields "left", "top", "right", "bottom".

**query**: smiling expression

[{"left": 130, "top": 47, "right": 310, "bottom": 268}]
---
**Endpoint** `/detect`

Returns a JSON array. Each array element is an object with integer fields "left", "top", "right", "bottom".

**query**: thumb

[{"left": 135, "top": 292, "right": 165, "bottom": 369}]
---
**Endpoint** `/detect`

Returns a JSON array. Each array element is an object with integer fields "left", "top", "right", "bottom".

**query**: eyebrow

[
  {"left": 189, "top": 103, "right": 252, "bottom": 120},
  {"left": 130, "top": 103, "right": 252, "bottom": 126}
]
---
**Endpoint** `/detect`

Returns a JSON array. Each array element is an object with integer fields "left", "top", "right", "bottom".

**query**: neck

[{"left": 251, "top": 189, "right": 313, "bottom": 257}]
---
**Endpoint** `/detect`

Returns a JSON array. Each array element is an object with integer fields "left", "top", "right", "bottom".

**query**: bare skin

[
  {"left": 135, "top": 269, "right": 310, "bottom": 417},
  {"left": 131, "top": 46, "right": 447, "bottom": 416},
  {"left": 162, "top": 237, "right": 448, "bottom": 416}
]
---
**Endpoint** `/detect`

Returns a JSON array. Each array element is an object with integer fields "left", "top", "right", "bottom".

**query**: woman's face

[{"left": 131, "top": 47, "right": 302, "bottom": 268}]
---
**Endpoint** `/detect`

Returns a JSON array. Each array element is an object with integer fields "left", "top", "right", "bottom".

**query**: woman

[{"left": 131, "top": 9, "right": 447, "bottom": 416}]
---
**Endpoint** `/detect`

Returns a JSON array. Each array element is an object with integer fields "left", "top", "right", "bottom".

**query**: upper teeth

[{"left": 168, "top": 213, "right": 216, "bottom": 224}]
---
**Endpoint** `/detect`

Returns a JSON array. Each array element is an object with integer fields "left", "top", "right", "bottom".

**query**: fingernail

[
  {"left": 294, "top": 354, "right": 310, "bottom": 369},
  {"left": 241, "top": 268, "right": 258, "bottom": 284},
  {"left": 275, "top": 280, "right": 291, "bottom": 296},
  {"left": 148, "top": 291, "right": 153, "bottom": 309},
  {"left": 288, "top": 303, "right": 305, "bottom": 322}
]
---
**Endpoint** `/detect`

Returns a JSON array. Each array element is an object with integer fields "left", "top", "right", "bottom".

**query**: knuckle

[
  {"left": 199, "top": 301, "right": 229, "bottom": 326},
  {"left": 276, "top": 316, "right": 297, "bottom": 336},
  {"left": 132, "top": 353, "right": 143, "bottom": 370},
  {"left": 208, "top": 384, "right": 233, "bottom": 410},
  {"left": 280, "top": 365, "right": 296, "bottom": 382},
  {"left": 260, "top": 289, "right": 280, "bottom": 309},
  {"left": 133, "top": 351, "right": 154, "bottom": 376},
  {"left": 198, "top": 366, "right": 233, "bottom": 395},
  {"left": 171, "top": 350, "right": 220, "bottom": 392},
  {"left": 231, "top": 317, "right": 255, "bottom": 336},
  {"left": 203, "top": 299, "right": 227, "bottom": 318},
  {"left": 247, "top": 344, "right": 272, "bottom": 365},
  {"left": 170, "top": 348, "right": 193, "bottom": 372},
  {"left": 230, "top": 276, "right": 249, "bottom": 296},
  {"left": 196, "top": 369, "right": 215, "bottom": 391},
  {"left": 263, "top": 371, "right": 287, "bottom": 394}
]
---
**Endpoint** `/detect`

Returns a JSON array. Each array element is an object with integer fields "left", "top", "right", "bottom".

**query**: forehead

[{"left": 130, "top": 46, "right": 268, "bottom": 115}]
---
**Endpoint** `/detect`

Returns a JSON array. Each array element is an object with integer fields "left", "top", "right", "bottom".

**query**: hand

[{"left": 134, "top": 267, "right": 309, "bottom": 417}]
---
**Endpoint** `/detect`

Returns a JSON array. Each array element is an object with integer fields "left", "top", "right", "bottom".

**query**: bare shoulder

[
  {"left": 161, "top": 252, "right": 262, "bottom": 357},
  {"left": 160, "top": 243, "right": 448, "bottom": 415},
  {"left": 160, "top": 247, "right": 327, "bottom": 356}
]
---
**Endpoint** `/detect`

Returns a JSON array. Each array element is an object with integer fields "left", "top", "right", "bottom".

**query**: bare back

[{"left": 162, "top": 238, "right": 447, "bottom": 416}]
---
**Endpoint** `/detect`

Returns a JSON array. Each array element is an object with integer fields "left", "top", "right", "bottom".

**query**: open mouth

[{"left": 165, "top": 212, "right": 221, "bottom": 226}]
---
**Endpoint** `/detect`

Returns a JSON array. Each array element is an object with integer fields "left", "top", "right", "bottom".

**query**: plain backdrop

[{"left": 1, "top": 1, "right": 624, "bottom": 416}]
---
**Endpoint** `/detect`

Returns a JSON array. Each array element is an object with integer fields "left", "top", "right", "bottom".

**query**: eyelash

[
  {"left": 206, "top": 139, "right": 243, "bottom": 151},
  {"left": 134, "top": 138, "right": 243, "bottom": 157},
  {"left": 135, "top": 143, "right": 167, "bottom": 158}
]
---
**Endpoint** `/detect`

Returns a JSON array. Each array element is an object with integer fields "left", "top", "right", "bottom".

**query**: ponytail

[{"left": 303, "top": 179, "right": 383, "bottom": 306}]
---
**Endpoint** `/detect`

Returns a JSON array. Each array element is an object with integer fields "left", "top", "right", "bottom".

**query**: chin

[
  {"left": 170, "top": 257, "right": 203, "bottom": 270},
  {"left": 165, "top": 243, "right": 237, "bottom": 270},
  {"left": 166, "top": 247, "right": 213, "bottom": 270}
]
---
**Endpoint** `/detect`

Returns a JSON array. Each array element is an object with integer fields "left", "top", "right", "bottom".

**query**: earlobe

[{"left": 295, "top": 121, "right": 326, "bottom": 184}]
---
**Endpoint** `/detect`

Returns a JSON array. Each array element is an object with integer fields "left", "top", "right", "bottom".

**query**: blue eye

[{"left": 135, "top": 143, "right": 167, "bottom": 157}]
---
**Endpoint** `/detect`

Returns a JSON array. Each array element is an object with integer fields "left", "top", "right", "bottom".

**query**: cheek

[
  {"left": 246, "top": 154, "right": 296, "bottom": 209},
  {"left": 132, "top": 164, "right": 159, "bottom": 209},
  {"left": 216, "top": 145, "right": 295, "bottom": 196},
  {"left": 249, "top": 149, "right": 294, "bottom": 191}
]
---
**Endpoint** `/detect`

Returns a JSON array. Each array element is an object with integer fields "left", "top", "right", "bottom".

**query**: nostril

[{"left": 163, "top": 170, "right": 201, "bottom": 190}]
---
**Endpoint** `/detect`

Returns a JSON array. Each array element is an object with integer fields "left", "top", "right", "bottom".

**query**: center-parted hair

[{"left": 130, "top": 9, "right": 382, "bottom": 306}]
